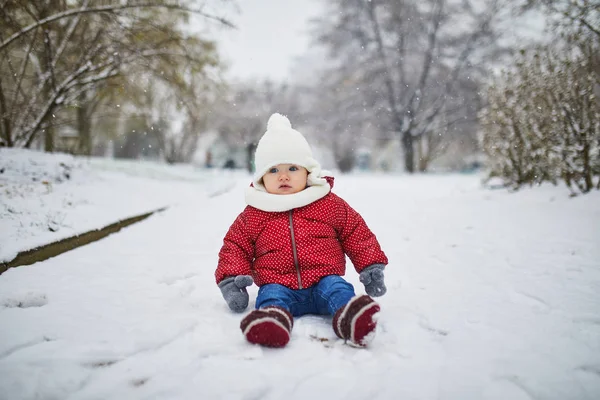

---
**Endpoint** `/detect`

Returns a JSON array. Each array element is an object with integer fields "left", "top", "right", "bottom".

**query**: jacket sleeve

[
  {"left": 333, "top": 195, "right": 388, "bottom": 273},
  {"left": 215, "top": 211, "right": 254, "bottom": 284}
]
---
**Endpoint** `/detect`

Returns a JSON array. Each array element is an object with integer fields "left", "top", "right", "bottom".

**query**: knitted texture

[
  {"left": 332, "top": 295, "right": 380, "bottom": 347},
  {"left": 359, "top": 264, "right": 387, "bottom": 297},
  {"left": 218, "top": 275, "right": 253, "bottom": 312},
  {"left": 252, "top": 113, "right": 322, "bottom": 191},
  {"left": 240, "top": 306, "right": 294, "bottom": 348}
]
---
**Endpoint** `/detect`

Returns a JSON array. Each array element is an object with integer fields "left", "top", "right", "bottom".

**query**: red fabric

[
  {"left": 215, "top": 178, "right": 388, "bottom": 289},
  {"left": 241, "top": 307, "right": 292, "bottom": 348}
]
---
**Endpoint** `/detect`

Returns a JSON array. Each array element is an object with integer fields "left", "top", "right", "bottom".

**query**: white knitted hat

[{"left": 253, "top": 113, "right": 323, "bottom": 190}]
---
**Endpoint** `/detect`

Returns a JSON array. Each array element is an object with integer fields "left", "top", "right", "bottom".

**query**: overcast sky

[
  {"left": 196, "top": 0, "right": 548, "bottom": 83},
  {"left": 213, "top": 0, "right": 324, "bottom": 82}
]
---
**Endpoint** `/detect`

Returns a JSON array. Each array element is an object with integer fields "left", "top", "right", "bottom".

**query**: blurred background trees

[
  {"left": 0, "top": 0, "right": 226, "bottom": 161},
  {"left": 1, "top": 0, "right": 598, "bottom": 193},
  {"left": 207, "top": 80, "right": 301, "bottom": 171},
  {"left": 480, "top": 0, "right": 599, "bottom": 193},
  {"left": 311, "top": 0, "right": 508, "bottom": 173}
]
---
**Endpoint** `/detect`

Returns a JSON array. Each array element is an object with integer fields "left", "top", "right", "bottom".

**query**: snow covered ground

[
  {"left": 0, "top": 149, "right": 241, "bottom": 263},
  {"left": 1, "top": 149, "right": 599, "bottom": 400}
]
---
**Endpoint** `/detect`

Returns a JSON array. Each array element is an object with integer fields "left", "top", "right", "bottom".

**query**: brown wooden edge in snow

[{"left": 0, "top": 207, "right": 168, "bottom": 275}]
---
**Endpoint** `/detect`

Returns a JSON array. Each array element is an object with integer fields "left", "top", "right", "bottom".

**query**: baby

[{"left": 215, "top": 113, "right": 388, "bottom": 347}]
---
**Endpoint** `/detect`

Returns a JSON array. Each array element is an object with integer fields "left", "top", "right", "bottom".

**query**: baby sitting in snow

[{"left": 215, "top": 113, "right": 388, "bottom": 348}]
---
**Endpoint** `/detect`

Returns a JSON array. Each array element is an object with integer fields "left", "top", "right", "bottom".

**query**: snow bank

[{"left": 0, "top": 148, "right": 245, "bottom": 263}]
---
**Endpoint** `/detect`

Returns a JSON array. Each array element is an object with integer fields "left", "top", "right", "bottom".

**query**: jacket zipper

[{"left": 288, "top": 210, "right": 303, "bottom": 289}]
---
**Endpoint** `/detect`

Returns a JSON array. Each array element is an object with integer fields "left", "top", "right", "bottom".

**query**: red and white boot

[
  {"left": 240, "top": 306, "right": 293, "bottom": 348},
  {"left": 332, "top": 295, "right": 380, "bottom": 347}
]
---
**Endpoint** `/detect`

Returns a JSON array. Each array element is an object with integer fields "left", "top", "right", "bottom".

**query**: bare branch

[
  {"left": 0, "top": 2, "right": 233, "bottom": 51},
  {"left": 406, "top": 0, "right": 444, "bottom": 115},
  {"left": 366, "top": 0, "right": 402, "bottom": 128},
  {"left": 12, "top": 39, "right": 108, "bottom": 140},
  {"left": 51, "top": 0, "right": 90, "bottom": 72},
  {"left": 19, "top": 57, "right": 118, "bottom": 146},
  {"left": 580, "top": 16, "right": 600, "bottom": 38},
  {"left": 0, "top": 78, "right": 11, "bottom": 145},
  {"left": 9, "top": 28, "right": 39, "bottom": 117}
]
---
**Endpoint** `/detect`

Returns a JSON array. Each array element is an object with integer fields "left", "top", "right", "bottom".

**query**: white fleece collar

[{"left": 245, "top": 174, "right": 331, "bottom": 212}]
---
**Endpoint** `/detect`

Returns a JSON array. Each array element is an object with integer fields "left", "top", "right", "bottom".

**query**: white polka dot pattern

[{"left": 215, "top": 192, "right": 388, "bottom": 290}]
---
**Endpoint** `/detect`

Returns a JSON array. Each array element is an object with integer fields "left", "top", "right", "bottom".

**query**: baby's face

[{"left": 262, "top": 164, "right": 308, "bottom": 195}]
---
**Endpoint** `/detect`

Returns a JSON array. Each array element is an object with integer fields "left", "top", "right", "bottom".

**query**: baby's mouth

[{"left": 279, "top": 184, "right": 292, "bottom": 189}]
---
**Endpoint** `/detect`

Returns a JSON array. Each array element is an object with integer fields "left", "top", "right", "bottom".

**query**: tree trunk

[
  {"left": 0, "top": 79, "right": 12, "bottom": 146},
  {"left": 40, "top": 5, "right": 55, "bottom": 153},
  {"left": 44, "top": 126, "right": 54, "bottom": 152},
  {"left": 417, "top": 135, "right": 428, "bottom": 172},
  {"left": 582, "top": 140, "right": 592, "bottom": 192},
  {"left": 77, "top": 91, "right": 92, "bottom": 156},
  {"left": 402, "top": 130, "right": 415, "bottom": 173}
]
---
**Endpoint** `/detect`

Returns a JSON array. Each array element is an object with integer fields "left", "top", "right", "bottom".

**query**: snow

[
  {"left": 1, "top": 149, "right": 599, "bottom": 400},
  {"left": 0, "top": 149, "right": 240, "bottom": 263}
]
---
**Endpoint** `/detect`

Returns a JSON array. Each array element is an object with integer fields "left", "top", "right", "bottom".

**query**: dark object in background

[
  {"left": 246, "top": 142, "right": 257, "bottom": 173},
  {"left": 223, "top": 159, "right": 236, "bottom": 169},
  {"left": 460, "top": 160, "right": 482, "bottom": 174}
]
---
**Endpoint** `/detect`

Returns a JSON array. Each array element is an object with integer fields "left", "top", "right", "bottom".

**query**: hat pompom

[
  {"left": 253, "top": 112, "right": 323, "bottom": 190},
  {"left": 267, "top": 113, "right": 292, "bottom": 131}
]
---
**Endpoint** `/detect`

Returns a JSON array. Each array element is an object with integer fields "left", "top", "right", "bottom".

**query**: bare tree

[
  {"left": 209, "top": 80, "right": 303, "bottom": 172},
  {"left": 0, "top": 0, "right": 230, "bottom": 152},
  {"left": 520, "top": 0, "right": 600, "bottom": 40},
  {"left": 305, "top": 72, "right": 377, "bottom": 172},
  {"left": 314, "top": 0, "right": 508, "bottom": 172}
]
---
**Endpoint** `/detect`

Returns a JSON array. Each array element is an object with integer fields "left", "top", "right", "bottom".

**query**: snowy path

[{"left": 1, "top": 174, "right": 599, "bottom": 400}]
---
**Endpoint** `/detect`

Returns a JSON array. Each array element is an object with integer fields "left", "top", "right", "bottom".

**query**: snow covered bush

[
  {"left": 480, "top": 46, "right": 599, "bottom": 194},
  {"left": 480, "top": 0, "right": 600, "bottom": 194}
]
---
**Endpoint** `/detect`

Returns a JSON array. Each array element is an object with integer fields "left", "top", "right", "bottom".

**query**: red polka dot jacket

[{"left": 215, "top": 179, "right": 388, "bottom": 290}]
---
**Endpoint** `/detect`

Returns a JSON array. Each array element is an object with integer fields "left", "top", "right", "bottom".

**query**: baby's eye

[
  {"left": 289, "top": 166, "right": 298, "bottom": 171},
  {"left": 269, "top": 167, "right": 278, "bottom": 173}
]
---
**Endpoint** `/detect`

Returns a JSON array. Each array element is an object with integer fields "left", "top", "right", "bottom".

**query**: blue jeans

[{"left": 255, "top": 275, "right": 355, "bottom": 317}]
